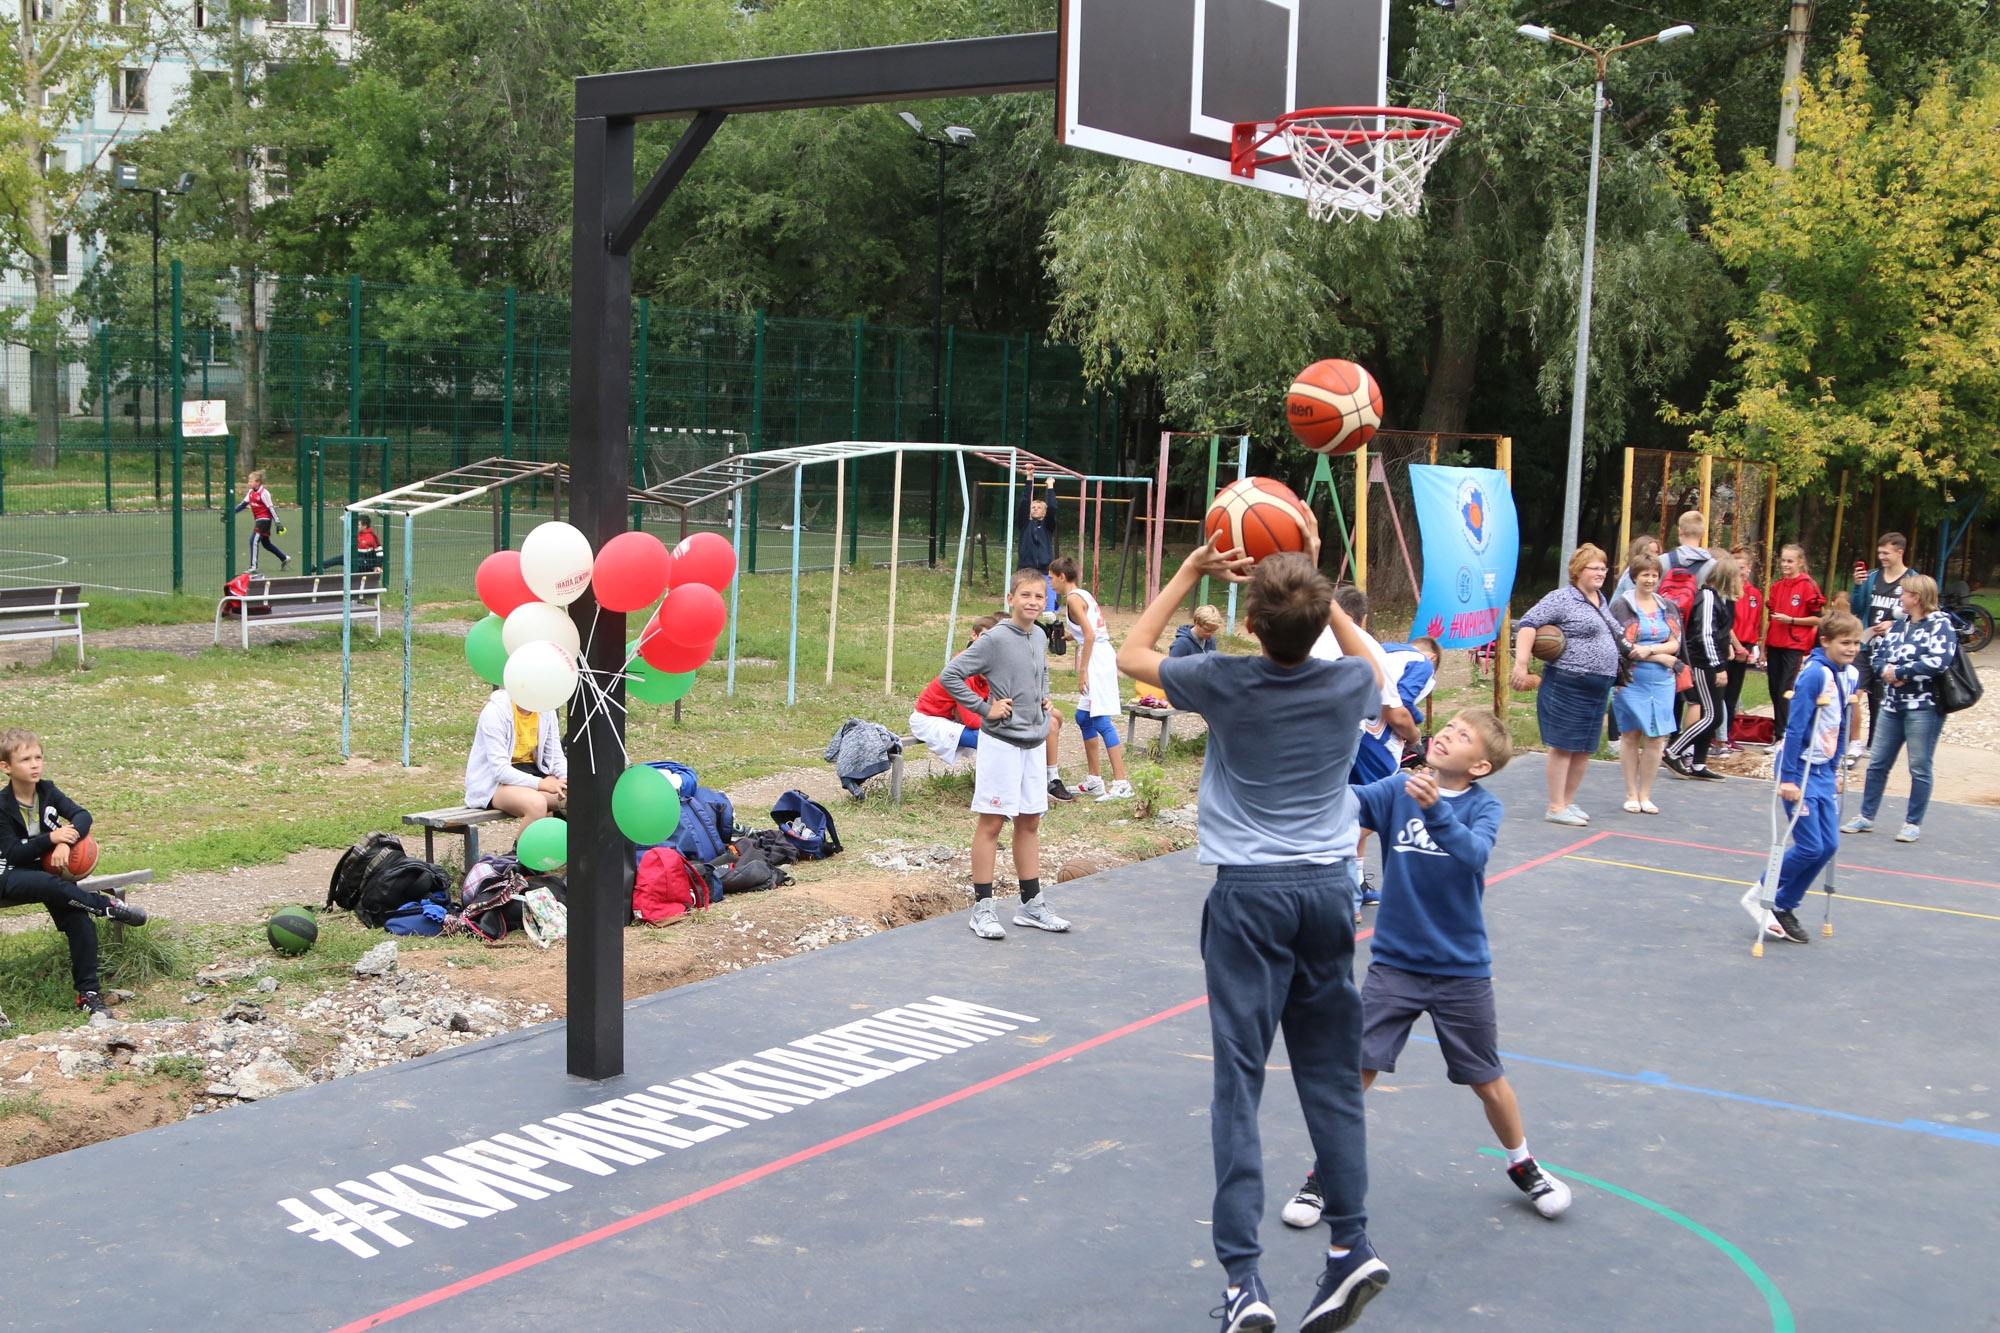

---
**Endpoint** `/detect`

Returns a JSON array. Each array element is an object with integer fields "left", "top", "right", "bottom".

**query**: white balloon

[
  {"left": 503, "top": 641, "right": 579, "bottom": 712},
  {"left": 502, "top": 601, "right": 581, "bottom": 656},
  {"left": 520, "top": 521, "right": 596, "bottom": 606}
]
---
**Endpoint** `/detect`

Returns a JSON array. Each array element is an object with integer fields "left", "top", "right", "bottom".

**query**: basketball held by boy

[{"left": 1279, "top": 708, "right": 1575, "bottom": 1236}]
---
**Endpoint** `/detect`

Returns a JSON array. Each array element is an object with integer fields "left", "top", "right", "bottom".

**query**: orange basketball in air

[
  {"left": 1205, "top": 477, "right": 1312, "bottom": 564},
  {"left": 1287, "top": 359, "right": 1384, "bottom": 456}
]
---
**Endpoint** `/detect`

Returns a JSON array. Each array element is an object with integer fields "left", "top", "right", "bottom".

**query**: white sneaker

[
  {"left": 1013, "top": 896, "right": 1071, "bottom": 932},
  {"left": 1096, "top": 779, "right": 1134, "bottom": 803},
  {"left": 1506, "top": 1158, "right": 1573, "bottom": 1219},
  {"left": 1896, "top": 822, "right": 1922, "bottom": 843},
  {"left": 1564, "top": 804, "right": 1590, "bottom": 824},
  {"left": 1846, "top": 738, "right": 1868, "bottom": 758},
  {"left": 1280, "top": 1173, "right": 1325, "bottom": 1228},
  {"left": 969, "top": 900, "right": 1005, "bottom": 940},
  {"left": 1076, "top": 774, "right": 1106, "bottom": 796}
]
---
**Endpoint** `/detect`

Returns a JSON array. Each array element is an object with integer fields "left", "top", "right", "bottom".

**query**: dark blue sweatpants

[
  {"left": 1202, "top": 862, "right": 1368, "bottom": 1283},
  {"left": 1774, "top": 784, "right": 1840, "bottom": 911}
]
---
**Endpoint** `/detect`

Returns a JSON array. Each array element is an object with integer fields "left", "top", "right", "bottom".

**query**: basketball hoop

[{"left": 1231, "top": 107, "right": 1462, "bottom": 221}]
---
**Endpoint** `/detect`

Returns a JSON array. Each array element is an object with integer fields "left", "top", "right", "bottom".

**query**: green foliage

[
  {"left": 145, "top": 1054, "right": 207, "bottom": 1082},
  {"left": 100, "top": 921, "right": 197, "bottom": 988},
  {"left": 0, "top": 1091, "right": 55, "bottom": 1124},
  {"left": 1127, "top": 763, "right": 1167, "bottom": 820},
  {"left": 1669, "top": 29, "right": 2000, "bottom": 495}
]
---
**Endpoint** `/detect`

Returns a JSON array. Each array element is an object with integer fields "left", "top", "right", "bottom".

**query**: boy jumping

[
  {"left": 1049, "top": 556, "right": 1132, "bottom": 802},
  {"left": 0, "top": 728, "right": 149, "bottom": 1024},
  {"left": 1746, "top": 610, "right": 1863, "bottom": 944},
  {"left": 1121, "top": 528, "right": 1391, "bottom": 1333},
  {"left": 940, "top": 570, "right": 1069, "bottom": 940},
  {"left": 1279, "top": 708, "right": 1575, "bottom": 1234}
]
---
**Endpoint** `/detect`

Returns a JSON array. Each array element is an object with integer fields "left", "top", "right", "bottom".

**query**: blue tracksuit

[{"left": 1771, "top": 648, "right": 1854, "bottom": 912}]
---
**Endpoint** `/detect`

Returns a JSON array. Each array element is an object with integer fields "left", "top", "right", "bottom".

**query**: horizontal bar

[{"left": 576, "top": 31, "right": 1058, "bottom": 123}]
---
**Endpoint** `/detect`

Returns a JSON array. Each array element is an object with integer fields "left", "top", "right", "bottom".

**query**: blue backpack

[
  {"left": 771, "top": 789, "right": 842, "bottom": 861},
  {"left": 646, "top": 761, "right": 737, "bottom": 864}
]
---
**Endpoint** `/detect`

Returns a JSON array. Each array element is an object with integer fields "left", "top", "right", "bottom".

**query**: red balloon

[
  {"left": 668, "top": 531, "right": 737, "bottom": 591},
  {"left": 592, "top": 531, "right": 672, "bottom": 612},
  {"left": 638, "top": 616, "right": 716, "bottom": 673},
  {"left": 658, "top": 582, "right": 728, "bottom": 647},
  {"left": 476, "top": 550, "right": 536, "bottom": 618}
]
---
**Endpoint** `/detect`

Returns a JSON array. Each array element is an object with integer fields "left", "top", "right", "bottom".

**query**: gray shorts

[{"left": 1360, "top": 963, "right": 1504, "bottom": 1086}]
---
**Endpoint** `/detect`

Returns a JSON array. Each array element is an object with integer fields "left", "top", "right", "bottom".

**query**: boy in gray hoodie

[{"left": 941, "top": 567, "right": 1068, "bottom": 940}]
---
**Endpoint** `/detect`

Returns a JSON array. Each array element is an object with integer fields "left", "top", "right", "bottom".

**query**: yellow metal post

[
  {"left": 1353, "top": 445, "right": 1369, "bottom": 591},
  {"left": 1699, "top": 454, "right": 1714, "bottom": 544},
  {"left": 1618, "top": 446, "right": 1634, "bottom": 569}
]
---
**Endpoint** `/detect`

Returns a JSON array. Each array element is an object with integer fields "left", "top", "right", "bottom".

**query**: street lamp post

[
  {"left": 1518, "top": 23, "right": 1693, "bottom": 571},
  {"left": 116, "top": 167, "right": 195, "bottom": 499},
  {"left": 901, "top": 112, "right": 974, "bottom": 567}
]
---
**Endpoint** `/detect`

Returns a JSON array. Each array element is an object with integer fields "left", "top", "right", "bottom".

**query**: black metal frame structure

[{"left": 566, "top": 32, "right": 1060, "bottom": 1078}]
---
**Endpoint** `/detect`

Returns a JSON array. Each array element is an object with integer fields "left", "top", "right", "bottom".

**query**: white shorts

[
  {"left": 908, "top": 710, "right": 976, "bottom": 767},
  {"left": 971, "top": 738, "right": 1048, "bottom": 818}
]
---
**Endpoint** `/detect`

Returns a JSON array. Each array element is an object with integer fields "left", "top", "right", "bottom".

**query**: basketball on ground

[
  {"left": 1531, "top": 626, "right": 1567, "bottom": 662},
  {"left": 1288, "top": 359, "right": 1383, "bottom": 455},
  {"left": 43, "top": 832, "right": 98, "bottom": 881},
  {"left": 267, "top": 906, "right": 319, "bottom": 956},
  {"left": 1204, "top": 477, "right": 1312, "bottom": 563}
]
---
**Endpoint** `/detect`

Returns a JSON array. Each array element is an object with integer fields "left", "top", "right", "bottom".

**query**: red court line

[
  {"left": 1489, "top": 831, "right": 1611, "bottom": 885},
  {"left": 1604, "top": 830, "right": 2000, "bottom": 891},
  {"left": 331, "top": 995, "right": 1212, "bottom": 1332}
]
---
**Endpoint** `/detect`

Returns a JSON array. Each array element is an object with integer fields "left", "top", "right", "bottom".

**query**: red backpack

[
  {"left": 1657, "top": 554, "right": 1707, "bottom": 625},
  {"left": 633, "top": 846, "right": 713, "bottom": 923}
]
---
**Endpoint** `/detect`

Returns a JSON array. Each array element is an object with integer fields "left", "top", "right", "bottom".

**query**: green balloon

[
  {"left": 624, "top": 637, "right": 696, "bottom": 704},
  {"left": 515, "top": 817, "right": 568, "bottom": 872},
  {"left": 466, "top": 614, "right": 508, "bottom": 685},
  {"left": 612, "top": 763, "right": 682, "bottom": 845}
]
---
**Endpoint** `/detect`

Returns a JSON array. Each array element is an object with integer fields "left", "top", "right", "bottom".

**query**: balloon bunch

[{"left": 463, "top": 526, "right": 738, "bottom": 766}]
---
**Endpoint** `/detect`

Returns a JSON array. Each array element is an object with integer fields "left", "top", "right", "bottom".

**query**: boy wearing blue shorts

[
  {"left": 1121, "top": 527, "right": 1392, "bottom": 1333},
  {"left": 1279, "top": 708, "right": 1574, "bottom": 1235},
  {"left": 1049, "top": 557, "right": 1132, "bottom": 802}
]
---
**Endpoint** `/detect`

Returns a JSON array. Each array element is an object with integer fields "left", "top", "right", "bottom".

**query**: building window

[
  {"left": 50, "top": 234, "right": 68, "bottom": 277},
  {"left": 274, "top": 0, "right": 347, "bottom": 26},
  {"left": 40, "top": 147, "right": 65, "bottom": 173},
  {"left": 263, "top": 148, "right": 290, "bottom": 197},
  {"left": 110, "top": 68, "right": 147, "bottom": 112}
]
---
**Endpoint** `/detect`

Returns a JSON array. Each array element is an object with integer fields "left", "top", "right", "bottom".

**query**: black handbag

[{"left": 1937, "top": 640, "right": 1984, "bottom": 714}]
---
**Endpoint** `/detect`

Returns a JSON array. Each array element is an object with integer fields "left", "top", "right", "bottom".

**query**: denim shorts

[{"left": 1360, "top": 962, "right": 1504, "bottom": 1085}]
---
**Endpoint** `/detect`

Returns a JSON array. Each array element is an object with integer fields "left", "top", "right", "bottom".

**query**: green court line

[{"left": 1476, "top": 1148, "right": 1794, "bottom": 1333}]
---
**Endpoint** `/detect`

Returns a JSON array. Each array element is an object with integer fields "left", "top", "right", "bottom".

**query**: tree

[
  {"left": 1670, "top": 30, "right": 2000, "bottom": 496},
  {"left": 0, "top": 0, "right": 173, "bottom": 461}
]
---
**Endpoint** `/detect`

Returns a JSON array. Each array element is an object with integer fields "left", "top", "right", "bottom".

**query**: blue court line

[
  {"left": 1475, "top": 1148, "right": 1795, "bottom": 1333},
  {"left": 1410, "top": 1036, "right": 2000, "bottom": 1147}
]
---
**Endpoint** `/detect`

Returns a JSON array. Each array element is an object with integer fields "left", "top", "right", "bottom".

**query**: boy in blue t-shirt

[
  {"left": 1122, "top": 521, "right": 1393, "bottom": 1333},
  {"left": 1278, "top": 708, "right": 1576, "bottom": 1231}
]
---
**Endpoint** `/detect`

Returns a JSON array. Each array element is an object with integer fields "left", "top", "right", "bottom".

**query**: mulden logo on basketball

[{"left": 1392, "top": 817, "right": 1447, "bottom": 857}]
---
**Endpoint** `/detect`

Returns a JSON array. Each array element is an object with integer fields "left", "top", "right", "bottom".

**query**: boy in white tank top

[{"left": 1050, "top": 558, "right": 1132, "bottom": 802}]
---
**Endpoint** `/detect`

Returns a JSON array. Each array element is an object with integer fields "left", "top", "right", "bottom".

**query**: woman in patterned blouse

[{"left": 1512, "top": 544, "right": 1624, "bottom": 826}]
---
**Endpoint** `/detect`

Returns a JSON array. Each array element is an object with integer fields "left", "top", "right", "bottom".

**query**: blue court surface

[{"left": 1, "top": 760, "right": 1995, "bottom": 1330}]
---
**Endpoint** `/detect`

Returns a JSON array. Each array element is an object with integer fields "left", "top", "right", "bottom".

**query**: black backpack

[
  {"left": 355, "top": 855, "right": 451, "bottom": 930},
  {"left": 328, "top": 832, "right": 406, "bottom": 913}
]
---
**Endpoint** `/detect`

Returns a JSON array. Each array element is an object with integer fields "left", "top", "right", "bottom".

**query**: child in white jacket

[{"left": 465, "top": 688, "right": 567, "bottom": 821}]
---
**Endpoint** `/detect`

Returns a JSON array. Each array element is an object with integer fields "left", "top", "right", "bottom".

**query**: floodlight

[
  {"left": 1655, "top": 24, "right": 1695, "bottom": 42},
  {"left": 1517, "top": 24, "right": 1552, "bottom": 42},
  {"left": 943, "top": 125, "right": 976, "bottom": 144},
  {"left": 114, "top": 163, "right": 141, "bottom": 190},
  {"left": 899, "top": 111, "right": 923, "bottom": 134},
  {"left": 174, "top": 172, "right": 196, "bottom": 193}
]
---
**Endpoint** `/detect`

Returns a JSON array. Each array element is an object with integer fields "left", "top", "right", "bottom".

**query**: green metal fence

[{"left": 0, "top": 263, "right": 1128, "bottom": 597}]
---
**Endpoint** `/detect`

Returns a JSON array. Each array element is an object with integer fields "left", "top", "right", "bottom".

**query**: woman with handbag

[
  {"left": 1512, "top": 544, "right": 1624, "bottom": 826},
  {"left": 1843, "top": 573, "right": 1955, "bottom": 843},
  {"left": 1609, "top": 552, "right": 1683, "bottom": 813}
]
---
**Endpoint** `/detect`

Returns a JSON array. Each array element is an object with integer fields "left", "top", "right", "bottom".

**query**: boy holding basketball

[
  {"left": 0, "top": 729, "right": 147, "bottom": 1024},
  {"left": 1121, "top": 517, "right": 1392, "bottom": 1333},
  {"left": 1279, "top": 708, "right": 1576, "bottom": 1233},
  {"left": 940, "top": 569, "right": 1069, "bottom": 940}
]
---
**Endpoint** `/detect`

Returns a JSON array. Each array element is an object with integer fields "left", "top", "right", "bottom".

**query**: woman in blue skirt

[
  {"left": 1512, "top": 544, "right": 1625, "bottom": 825},
  {"left": 1609, "top": 551, "right": 1683, "bottom": 814}
]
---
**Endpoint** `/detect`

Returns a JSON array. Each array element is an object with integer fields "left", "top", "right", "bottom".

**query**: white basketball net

[{"left": 1278, "top": 111, "right": 1460, "bottom": 222}]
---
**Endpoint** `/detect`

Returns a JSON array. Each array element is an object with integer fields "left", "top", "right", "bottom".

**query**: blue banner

[{"left": 1407, "top": 465, "right": 1518, "bottom": 649}]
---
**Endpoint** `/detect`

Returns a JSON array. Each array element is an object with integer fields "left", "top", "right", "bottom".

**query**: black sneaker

[
  {"left": 1359, "top": 876, "right": 1380, "bottom": 906},
  {"left": 1301, "top": 1236, "right": 1391, "bottom": 1333},
  {"left": 1773, "top": 908, "right": 1810, "bottom": 944},
  {"left": 1505, "top": 1157, "right": 1574, "bottom": 1218},
  {"left": 1047, "top": 777, "right": 1077, "bottom": 803},
  {"left": 1282, "top": 1172, "right": 1326, "bottom": 1228},
  {"left": 76, "top": 992, "right": 112, "bottom": 1021},
  {"left": 1213, "top": 1273, "right": 1278, "bottom": 1333},
  {"left": 1662, "top": 752, "right": 1694, "bottom": 778},
  {"left": 105, "top": 898, "right": 148, "bottom": 926},
  {"left": 1689, "top": 766, "right": 1726, "bottom": 782}
]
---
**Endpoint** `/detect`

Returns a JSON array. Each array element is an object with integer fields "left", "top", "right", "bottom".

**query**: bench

[
  {"left": 403, "top": 806, "right": 509, "bottom": 866},
  {"left": 0, "top": 584, "right": 87, "bottom": 665},
  {"left": 214, "top": 572, "right": 384, "bottom": 649},
  {"left": 0, "top": 868, "right": 152, "bottom": 942},
  {"left": 1123, "top": 704, "right": 1183, "bottom": 761},
  {"left": 887, "top": 734, "right": 919, "bottom": 806}
]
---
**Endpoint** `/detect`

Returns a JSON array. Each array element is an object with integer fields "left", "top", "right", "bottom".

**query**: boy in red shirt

[
  {"left": 909, "top": 615, "right": 1065, "bottom": 775},
  {"left": 1764, "top": 543, "right": 1826, "bottom": 740},
  {"left": 1718, "top": 547, "right": 1764, "bottom": 752}
]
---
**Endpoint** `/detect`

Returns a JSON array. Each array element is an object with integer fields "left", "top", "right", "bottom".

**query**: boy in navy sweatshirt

[{"left": 1280, "top": 708, "right": 1575, "bottom": 1229}]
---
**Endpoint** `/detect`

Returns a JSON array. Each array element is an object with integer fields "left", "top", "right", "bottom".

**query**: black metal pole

[
  {"left": 566, "top": 113, "right": 636, "bottom": 1081},
  {"left": 928, "top": 140, "right": 945, "bottom": 567}
]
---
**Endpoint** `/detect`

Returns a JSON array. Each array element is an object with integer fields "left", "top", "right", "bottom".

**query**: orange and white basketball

[
  {"left": 1287, "top": 359, "right": 1383, "bottom": 455},
  {"left": 1205, "top": 477, "right": 1312, "bottom": 563}
]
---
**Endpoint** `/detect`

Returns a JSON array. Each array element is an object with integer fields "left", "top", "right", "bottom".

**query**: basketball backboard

[{"left": 1057, "top": 0, "right": 1390, "bottom": 199}]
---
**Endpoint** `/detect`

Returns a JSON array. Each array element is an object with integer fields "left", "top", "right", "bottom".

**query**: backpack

[
  {"left": 449, "top": 855, "right": 527, "bottom": 942},
  {"left": 771, "top": 789, "right": 842, "bottom": 860},
  {"left": 220, "top": 572, "right": 274, "bottom": 618},
  {"left": 633, "top": 845, "right": 714, "bottom": 923},
  {"left": 648, "top": 761, "right": 738, "bottom": 864},
  {"left": 355, "top": 855, "right": 451, "bottom": 931},
  {"left": 328, "top": 832, "right": 407, "bottom": 913},
  {"left": 1657, "top": 552, "right": 1708, "bottom": 626},
  {"left": 734, "top": 828, "right": 801, "bottom": 869}
]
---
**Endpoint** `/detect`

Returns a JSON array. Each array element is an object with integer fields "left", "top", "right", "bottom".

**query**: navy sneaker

[
  {"left": 1359, "top": 875, "right": 1380, "bottom": 907},
  {"left": 1300, "top": 1237, "right": 1390, "bottom": 1333},
  {"left": 1213, "top": 1273, "right": 1277, "bottom": 1333}
]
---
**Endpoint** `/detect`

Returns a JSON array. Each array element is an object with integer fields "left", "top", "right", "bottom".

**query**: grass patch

[{"left": 0, "top": 1090, "right": 54, "bottom": 1123}]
